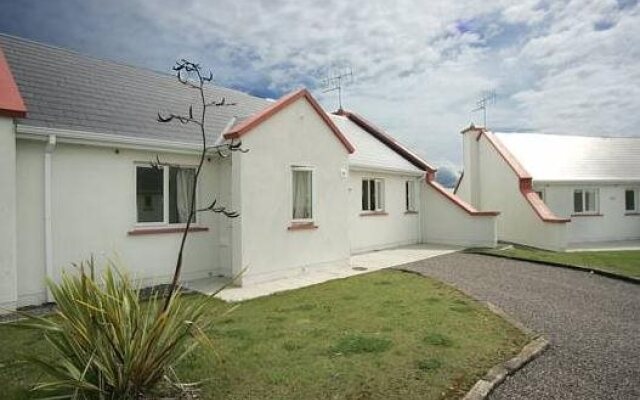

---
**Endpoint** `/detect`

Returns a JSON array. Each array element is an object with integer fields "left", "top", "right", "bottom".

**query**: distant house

[
  {"left": 455, "top": 126, "right": 640, "bottom": 251},
  {"left": 0, "top": 34, "right": 497, "bottom": 311}
]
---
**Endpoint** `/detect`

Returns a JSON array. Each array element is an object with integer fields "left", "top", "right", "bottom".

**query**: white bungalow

[
  {"left": 0, "top": 34, "right": 497, "bottom": 311},
  {"left": 455, "top": 125, "right": 640, "bottom": 251}
]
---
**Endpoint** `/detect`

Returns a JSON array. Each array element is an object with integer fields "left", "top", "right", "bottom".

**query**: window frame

[
  {"left": 405, "top": 180, "right": 417, "bottom": 212},
  {"left": 534, "top": 188, "right": 545, "bottom": 203},
  {"left": 134, "top": 163, "right": 198, "bottom": 226},
  {"left": 290, "top": 165, "right": 315, "bottom": 224},
  {"left": 362, "top": 177, "right": 385, "bottom": 212},
  {"left": 625, "top": 188, "right": 639, "bottom": 213},
  {"left": 572, "top": 188, "right": 599, "bottom": 215}
]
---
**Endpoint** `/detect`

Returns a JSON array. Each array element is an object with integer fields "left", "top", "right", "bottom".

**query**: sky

[{"left": 1, "top": 0, "right": 639, "bottom": 172}]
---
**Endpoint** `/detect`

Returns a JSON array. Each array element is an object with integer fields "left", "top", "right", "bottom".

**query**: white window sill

[
  {"left": 360, "top": 211, "right": 388, "bottom": 216},
  {"left": 287, "top": 222, "right": 318, "bottom": 231}
]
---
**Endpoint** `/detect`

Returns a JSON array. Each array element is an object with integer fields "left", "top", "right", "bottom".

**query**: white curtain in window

[
  {"left": 585, "top": 190, "right": 596, "bottom": 212},
  {"left": 176, "top": 168, "right": 195, "bottom": 223},
  {"left": 375, "top": 180, "right": 384, "bottom": 211},
  {"left": 293, "top": 170, "right": 312, "bottom": 219}
]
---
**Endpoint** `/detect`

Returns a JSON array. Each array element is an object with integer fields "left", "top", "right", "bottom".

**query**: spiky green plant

[{"left": 17, "top": 260, "right": 210, "bottom": 400}]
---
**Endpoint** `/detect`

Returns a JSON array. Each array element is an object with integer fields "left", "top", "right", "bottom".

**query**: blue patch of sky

[
  {"left": 454, "top": 13, "right": 532, "bottom": 50},
  {"left": 0, "top": 0, "right": 277, "bottom": 98},
  {"left": 238, "top": 85, "right": 281, "bottom": 99},
  {"left": 616, "top": 0, "right": 638, "bottom": 10},
  {"left": 594, "top": 20, "right": 616, "bottom": 31}
]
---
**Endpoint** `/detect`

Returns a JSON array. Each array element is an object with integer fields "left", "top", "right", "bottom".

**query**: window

[
  {"left": 625, "top": 188, "right": 638, "bottom": 212},
  {"left": 292, "top": 167, "right": 313, "bottom": 221},
  {"left": 136, "top": 165, "right": 196, "bottom": 224},
  {"left": 573, "top": 188, "right": 598, "bottom": 215},
  {"left": 136, "top": 166, "right": 164, "bottom": 223},
  {"left": 405, "top": 180, "right": 416, "bottom": 212},
  {"left": 362, "top": 178, "right": 384, "bottom": 212},
  {"left": 534, "top": 189, "right": 545, "bottom": 202}
]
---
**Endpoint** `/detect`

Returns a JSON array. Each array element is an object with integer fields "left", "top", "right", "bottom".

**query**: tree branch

[{"left": 155, "top": 59, "right": 248, "bottom": 312}]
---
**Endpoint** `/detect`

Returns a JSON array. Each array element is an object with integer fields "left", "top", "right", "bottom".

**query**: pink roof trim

[
  {"left": 467, "top": 127, "right": 569, "bottom": 224},
  {"left": 224, "top": 88, "right": 355, "bottom": 154},
  {"left": 425, "top": 171, "right": 500, "bottom": 216},
  {"left": 0, "top": 46, "right": 26, "bottom": 118}
]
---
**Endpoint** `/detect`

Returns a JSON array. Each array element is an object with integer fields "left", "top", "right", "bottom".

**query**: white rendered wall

[
  {"left": 237, "top": 98, "right": 351, "bottom": 285},
  {"left": 476, "top": 137, "right": 568, "bottom": 250},
  {"left": 421, "top": 183, "right": 497, "bottom": 247},
  {"left": 15, "top": 140, "right": 46, "bottom": 306},
  {"left": 538, "top": 183, "right": 640, "bottom": 243},
  {"left": 348, "top": 170, "right": 421, "bottom": 254},
  {"left": 455, "top": 174, "right": 470, "bottom": 202},
  {"left": 459, "top": 132, "right": 568, "bottom": 251},
  {"left": 0, "top": 117, "right": 18, "bottom": 312},
  {"left": 15, "top": 139, "right": 229, "bottom": 307},
  {"left": 457, "top": 132, "right": 484, "bottom": 208}
]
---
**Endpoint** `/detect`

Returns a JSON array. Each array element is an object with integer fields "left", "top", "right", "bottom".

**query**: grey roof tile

[{"left": 0, "top": 34, "right": 271, "bottom": 145}]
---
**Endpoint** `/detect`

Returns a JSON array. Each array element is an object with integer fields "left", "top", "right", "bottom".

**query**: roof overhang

[
  {"left": 16, "top": 124, "right": 204, "bottom": 155},
  {"left": 533, "top": 178, "right": 640, "bottom": 185},
  {"left": 0, "top": 45, "right": 27, "bottom": 118},
  {"left": 224, "top": 88, "right": 355, "bottom": 154}
]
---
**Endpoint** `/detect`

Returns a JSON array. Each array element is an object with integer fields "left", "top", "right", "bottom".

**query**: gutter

[
  {"left": 44, "top": 134, "right": 56, "bottom": 302},
  {"left": 16, "top": 124, "right": 203, "bottom": 155}
]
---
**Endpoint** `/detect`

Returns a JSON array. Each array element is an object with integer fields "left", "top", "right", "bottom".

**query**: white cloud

[
  {"left": 501, "top": 0, "right": 547, "bottom": 25},
  {"left": 511, "top": 0, "right": 640, "bottom": 135},
  {"left": 130, "top": 0, "right": 640, "bottom": 167}
]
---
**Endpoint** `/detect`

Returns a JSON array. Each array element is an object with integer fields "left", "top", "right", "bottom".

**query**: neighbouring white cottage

[
  {"left": 455, "top": 125, "right": 640, "bottom": 251},
  {"left": 0, "top": 34, "right": 497, "bottom": 311}
]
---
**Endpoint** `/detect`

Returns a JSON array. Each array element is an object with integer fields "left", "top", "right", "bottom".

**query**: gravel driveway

[{"left": 400, "top": 253, "right": 640, "bottom": 400}]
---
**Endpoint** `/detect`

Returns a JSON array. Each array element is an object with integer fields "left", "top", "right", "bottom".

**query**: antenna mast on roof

[
  {"left": 320, "top": 67, "right": 354, "bottom": 111},
  {"left": 472, "top": 90, "right": 496, "bottom": 128}
]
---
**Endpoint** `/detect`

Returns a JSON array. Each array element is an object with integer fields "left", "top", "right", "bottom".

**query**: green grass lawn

[
  {"left": 475, "top": 246, "right": 640, "bottom": 278},
  {"left": 0, "top": 270, "right": 528, "bottom": 400}
]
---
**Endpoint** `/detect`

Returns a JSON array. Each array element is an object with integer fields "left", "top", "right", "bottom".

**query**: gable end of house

[
  {"left": 462, "top": 125, "right": 569, "bottom": 224},
  {"left": 224, "top": 89, "right": 355, "bottom": 154}
]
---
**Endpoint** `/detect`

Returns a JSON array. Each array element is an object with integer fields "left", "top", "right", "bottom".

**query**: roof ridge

[
  {"left": 0, "top": 32, "right": 265, "bottom": 102},
  {"left": 494, "top": 131, "right": 640, "bottom": 140}
]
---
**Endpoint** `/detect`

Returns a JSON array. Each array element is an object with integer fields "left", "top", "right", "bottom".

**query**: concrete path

[
  {"left": 402, "top": 253, "right": 640, "bottom": 400},
  {"left": 201, "top": 244, "right": 460, "bottom": 302}
]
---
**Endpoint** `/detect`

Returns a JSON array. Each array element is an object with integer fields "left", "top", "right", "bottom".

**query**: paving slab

[{"left": 208, "top": 244, "right": 460, "bottom": 302}]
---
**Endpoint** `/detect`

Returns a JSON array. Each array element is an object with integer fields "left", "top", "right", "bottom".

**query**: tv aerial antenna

[
  {"left": 472, "top": 90, "right": 496, "bottom": 128},
  {"left": 320, "top": 67, "right": 354, "bottom": 111}
]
